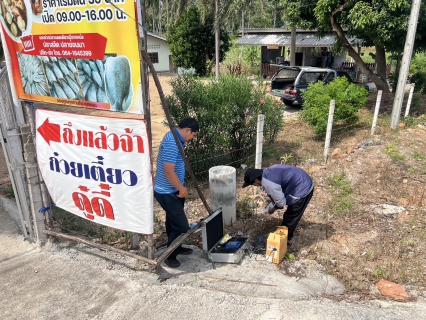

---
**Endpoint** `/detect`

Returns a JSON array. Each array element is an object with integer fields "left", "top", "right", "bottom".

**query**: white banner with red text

[{"left": 36, "top": 109, "right": 153, "bottom": 234}]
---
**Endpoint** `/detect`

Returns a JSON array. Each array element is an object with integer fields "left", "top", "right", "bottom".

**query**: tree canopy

[
  {"left": 282, "top": 0, "right": 426, "bottom": 92},
  {"left": 167, "top": 5, "right": 230, "bottom": 76}
]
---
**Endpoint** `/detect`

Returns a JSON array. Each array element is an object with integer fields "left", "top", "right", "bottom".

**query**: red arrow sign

[{"left": 37, "top": 118, "right": 61, "bottom": 145}]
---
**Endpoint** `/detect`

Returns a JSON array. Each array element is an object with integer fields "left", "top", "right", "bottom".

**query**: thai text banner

[
  {"left": 36, "top": 109, "right": 153, "bottom": 234},
  {"left": 1, "top": 0, "right": 143, "bottom": 113}
]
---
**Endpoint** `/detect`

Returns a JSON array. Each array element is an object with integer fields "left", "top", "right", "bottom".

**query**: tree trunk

[
  {"left": 290, "top": 26, "right": 296, "bottom": 66},
  {"left": 242, "top": 9, "right": 245, "bottom": 36},
  {"left": 375, "top": 45, "right": 387, "bottom": 82},
  {"left": 330, "top": 12, "right": 390, "bottom": 93},
  {"left": 395, "top": 52, "right": 402, "bottom": 73},
  {"left": 165, "top": 0, "right": 168, "bottom": 26}
]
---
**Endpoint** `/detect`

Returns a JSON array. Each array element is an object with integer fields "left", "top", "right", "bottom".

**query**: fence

[{"left": 150, "top": 83, "right": 416, "bottom": 199}]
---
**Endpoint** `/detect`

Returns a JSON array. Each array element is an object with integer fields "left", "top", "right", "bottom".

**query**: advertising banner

[
  {"left": 36, "top": 109, "right": 153, "bottom": 234},
  {"left": 1, "top": 0, "right": 143, "bottom": 113}
]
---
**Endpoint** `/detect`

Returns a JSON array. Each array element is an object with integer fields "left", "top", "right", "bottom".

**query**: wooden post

[{"left": 43, "top": 230, "right": 157, "bottom": 266}]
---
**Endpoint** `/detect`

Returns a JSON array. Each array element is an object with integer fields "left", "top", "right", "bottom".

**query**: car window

[
  {"left": 325, "top": 73, "right": 335, "bottom": 82},
  {"left": 299, "top": 72, "right": 326, "bottom": 84},
  {"left": 276, "top": 69, "right": 299, "bottom": 79},
  {"left": 336, "top": 71, "right": 355, "bottom": 82}
]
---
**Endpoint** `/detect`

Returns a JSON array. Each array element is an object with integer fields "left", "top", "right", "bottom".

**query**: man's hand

[
  {"left": 177, "top": 187, "right": 188, "bottom": 198},
  {"left": 267, "top": 206, "right": 276, "bottom": 215}
]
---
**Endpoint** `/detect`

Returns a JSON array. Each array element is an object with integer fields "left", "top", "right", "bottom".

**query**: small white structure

[{"left": 147, "top": 32, "right": 177, "bottom": 73}]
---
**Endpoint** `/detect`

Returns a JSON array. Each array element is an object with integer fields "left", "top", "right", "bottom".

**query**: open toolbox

[{"left": 201, "top": 208, "right": 249, "bottom": 264}]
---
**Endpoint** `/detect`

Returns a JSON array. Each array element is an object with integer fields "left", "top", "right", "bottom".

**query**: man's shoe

[
  {"left": 164, "top": 258, "right": 181, "bottom": 268},
  {"left": 179, "top": 247, "right": 193, "bottom": 255}
]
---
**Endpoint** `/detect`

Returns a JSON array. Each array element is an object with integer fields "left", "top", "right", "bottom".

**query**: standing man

[
  {"left": 242, "top": 164, "right": 314, "bottom": 244},
  {"left": 154, "top": 118, "right": 199, "bottom": 268}
]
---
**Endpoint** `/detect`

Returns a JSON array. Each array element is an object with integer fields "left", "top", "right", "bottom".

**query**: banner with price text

[
  {"left": 0, "top": 0, "right": 144, "bottom": 113},
  {"left": 36, "top": 109, "right": 154, "bottom": 234}
]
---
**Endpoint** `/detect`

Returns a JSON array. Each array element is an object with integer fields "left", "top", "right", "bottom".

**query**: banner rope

[
  {"left": 25, "top": 101, "right": 36, "bottom": 110},
  {"left": 39, "top": 203, "right": 56, "bottom": 215}
]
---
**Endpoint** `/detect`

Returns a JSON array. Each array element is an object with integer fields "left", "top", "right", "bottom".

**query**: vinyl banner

[
  {"left": 1, "top": 0, "right": 143, "bottom": 113},
  {"left": 36, "top": 109, "right": 153, "bottom": 234}
]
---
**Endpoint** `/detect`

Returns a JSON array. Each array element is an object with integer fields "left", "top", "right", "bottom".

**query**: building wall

[{"left": 147, "top": 35, "right": 172, "bottom": 72}]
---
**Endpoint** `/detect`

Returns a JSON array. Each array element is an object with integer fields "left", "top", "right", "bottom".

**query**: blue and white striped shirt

[{"left": 154, "top": 128, "right": 185, "bottom": 194}]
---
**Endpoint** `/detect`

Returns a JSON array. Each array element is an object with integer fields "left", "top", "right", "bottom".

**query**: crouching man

[{"left": 242, "top": 165, "right": 314, "bottom": 244}]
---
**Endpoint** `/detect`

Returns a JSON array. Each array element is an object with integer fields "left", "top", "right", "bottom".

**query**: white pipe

[
  {"left": 209, "top": 166, "right": 236, "bottom": 226},
  {"left": 324, "top": 100, "right": 335, "bottom": 163},
  {"left": 405, "top": 83, "right": 415, "bottom": 118},
  {"left": 255, "top": 114, "right": 265, "bottom": 169}
]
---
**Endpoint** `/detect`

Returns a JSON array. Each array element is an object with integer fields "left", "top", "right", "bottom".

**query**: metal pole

[
  {"left": 324, "top": 100, "right": 335, "bottom": 163},
  {"left": 371, "top": 90, "right": 383, "bottom": 135},
  {"left": 390, "top": 0, "right": 421, "bottom": 128},
  {"left": 215, "top": 0, "right": 220, "bottom": 80},
  {"left": 404, "top": 83, "right": 415, "bottom": 118}
]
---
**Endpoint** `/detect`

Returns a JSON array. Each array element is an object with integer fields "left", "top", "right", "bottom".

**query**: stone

[
  {"left": 309, "top": 165, "right": 327, "bottom": 173},
  {"left": 346, "top": 146, "right": 357, "bottom": 154},
  {"left": 330, "top": 148, "right": 343, "bottom": 159},
  {"left": 399, "top": 198, "right": 409, "bottom": 206},
  {"left": 371, "top": 204, "right": 406, "bottom": 215},
  {"left": 376, "top": 279, "right": 409, "bottom": 301}
]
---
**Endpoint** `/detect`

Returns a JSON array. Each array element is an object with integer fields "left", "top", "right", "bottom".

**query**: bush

[
  {"left": 165, "top": 76, "right": 284, "bottom": 179},
  {"left": 409, "top": 72, "right": 426, "bottom": 95},
  {"left": 300, "top": 77, "right": 368, "bottom": 136}
]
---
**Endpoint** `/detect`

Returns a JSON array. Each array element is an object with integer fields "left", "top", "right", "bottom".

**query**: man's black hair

[{"left": 178, "top": 118, "right": 199, "bottom": 132}]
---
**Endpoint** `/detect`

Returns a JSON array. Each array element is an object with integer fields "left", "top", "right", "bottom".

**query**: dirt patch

[{"left": 2, "top": 75, "right": 426, "bottom": 299}]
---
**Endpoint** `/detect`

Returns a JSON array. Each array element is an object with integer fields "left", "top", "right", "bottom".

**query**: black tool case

[{"left": 201, "top": 209, "right": 248, "bottom": 264}]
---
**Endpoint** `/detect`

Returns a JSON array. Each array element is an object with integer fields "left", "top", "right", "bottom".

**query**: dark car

[{"left": 268, "top": 67, "right": 369, "bottom": 106}]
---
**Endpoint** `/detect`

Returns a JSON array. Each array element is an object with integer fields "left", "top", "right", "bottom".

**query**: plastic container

[{"left": 209, "top": 166, "right": 236, "bottom": 226}]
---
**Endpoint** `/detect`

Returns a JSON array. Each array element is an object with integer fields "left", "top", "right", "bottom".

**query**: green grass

[
  {"left": 327, "top": 172, "right": 354, "bottom": 216},
  {"left": 384, "top": 142, "right": 405, "bottom": 161}
]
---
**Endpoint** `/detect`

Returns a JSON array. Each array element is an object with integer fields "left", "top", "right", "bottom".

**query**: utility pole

[
  {"left": 290, "top": 26, "right": 296, "bottom": 66},
  {"left": 390, "top": 0, "right": 421, "bottom": 128},
  {"left": 215, "top": 0, "right": 220, "bottom": 80}
]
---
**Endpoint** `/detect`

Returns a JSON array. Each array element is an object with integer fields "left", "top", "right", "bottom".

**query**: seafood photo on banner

[
  {"left": 17, "top": 53, "right": 134, "bottom": 111},
  {"left": 1, "top": 0, "right": 28, "bottom": 37}
]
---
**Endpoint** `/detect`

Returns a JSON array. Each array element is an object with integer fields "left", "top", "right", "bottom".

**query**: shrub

[
  {"left": 165, "top": 76, "right": 284, "bottom": 179},
  {"left": 299, "top": 77, "right": 368, "bottom": 136},
  {"left": 409, "top": 72, "right": 426, "bottom": 95}
]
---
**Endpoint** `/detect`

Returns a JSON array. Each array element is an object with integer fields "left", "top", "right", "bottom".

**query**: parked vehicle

[{"left": 268, "top": 67, "right": 369, "bottom": 106}]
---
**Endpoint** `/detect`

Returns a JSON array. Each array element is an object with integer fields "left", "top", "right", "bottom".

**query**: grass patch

[
  {"left": 326, "top": 172, "right": 354, "bottom": 216},
  {"left": 3, "top": 184, "right": 15, "bottom": 199},
  {"left": 384, "top": 142, "right": 405, "bottom": 161},
  {"left": 52, "top": 207, "right": 133, "bottom": 247}
]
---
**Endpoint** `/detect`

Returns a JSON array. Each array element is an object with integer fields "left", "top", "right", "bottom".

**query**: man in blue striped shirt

[{"left": 154, "top": 118, "right": 199, "bottom": 268}]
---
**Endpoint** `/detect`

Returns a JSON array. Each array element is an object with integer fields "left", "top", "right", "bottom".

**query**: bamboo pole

[
  {"left": 43, "top": 230, "right": 157, "bottom": 266},
  {"left": 140, "top": 49, "right": 212, "bottom": 215},
  {"left": 155, "top": 223, "right": 201, "bottom": 264}
]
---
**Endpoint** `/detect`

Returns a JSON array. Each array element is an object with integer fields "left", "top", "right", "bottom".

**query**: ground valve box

[{"left": 201, "top": 209, "right": 248, "bottom": 264}]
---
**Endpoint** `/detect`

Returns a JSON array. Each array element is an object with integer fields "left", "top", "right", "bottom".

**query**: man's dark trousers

[
  {"left": 154, "top": 192, "right": 189, "bottom": 259},
  {"left": 282, "top": 187, "right": 314, "bottom": 240}
]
